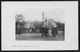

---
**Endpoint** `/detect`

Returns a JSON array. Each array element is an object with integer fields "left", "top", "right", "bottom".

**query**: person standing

[{"left": 51, "top": 26, "right": 57, "bottom": 38}]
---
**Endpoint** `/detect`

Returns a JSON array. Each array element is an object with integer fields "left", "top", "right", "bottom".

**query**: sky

[{"left": 15, "top": 8, "right": 65, "bottom": 23}]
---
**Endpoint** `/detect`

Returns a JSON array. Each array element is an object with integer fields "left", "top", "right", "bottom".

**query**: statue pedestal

[{"left": 48, "top": 29, "right": 52, "bottom": 37}]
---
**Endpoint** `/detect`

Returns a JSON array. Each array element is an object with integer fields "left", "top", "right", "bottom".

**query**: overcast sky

[{"left": 15, "top": 8, "right": 65, "bottom": 23}]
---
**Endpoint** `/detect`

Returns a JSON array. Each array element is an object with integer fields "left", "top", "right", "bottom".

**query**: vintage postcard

[{"left": 1, "top": 1, "right": 78, "bottom": 50}]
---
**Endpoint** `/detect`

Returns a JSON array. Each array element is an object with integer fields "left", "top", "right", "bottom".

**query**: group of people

[{"left": 40, "top": 25, "right": 58, "bottom": 37}]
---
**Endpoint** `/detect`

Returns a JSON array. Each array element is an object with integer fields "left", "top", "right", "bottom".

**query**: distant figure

[
  {"left": 40, "top": 26, "right": 49, "bottom": 37},
  {"left": 51, "top": 26, "right": 58, "bottom": 37}
]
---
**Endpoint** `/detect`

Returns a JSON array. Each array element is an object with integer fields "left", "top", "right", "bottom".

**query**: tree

[
  {"left": 15, "top": 14, "right": 26, "bottom": 35},
  {"left": 56, "top": 22, "right": 65, "bottom": 31}
]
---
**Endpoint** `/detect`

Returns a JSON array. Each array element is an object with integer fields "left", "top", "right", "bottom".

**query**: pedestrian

[
  {"left": 41, "top": 25, "right": 49, "bottom": 37},
  {"left": 51, "top": 26, "right": 57, "bottom": 38}
]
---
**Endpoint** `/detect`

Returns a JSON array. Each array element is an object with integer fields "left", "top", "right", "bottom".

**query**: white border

[{"left": 1, "top": 1, "right": 78, "bottom": 50}]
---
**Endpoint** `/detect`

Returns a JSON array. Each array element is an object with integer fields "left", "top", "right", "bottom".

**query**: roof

[{"left": 43, "top": 19, "right": 57, "bottom": 27}]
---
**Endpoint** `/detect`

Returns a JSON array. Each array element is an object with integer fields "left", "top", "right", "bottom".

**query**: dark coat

[
  {"left": 51, "top": 28, "right": 57, "bottom": 34},
  {"left": 51, "top": 28, "right": 57, "bottom": 37},
  {"left": 40, "top": 27, "right": 48, "bottom": 34}
]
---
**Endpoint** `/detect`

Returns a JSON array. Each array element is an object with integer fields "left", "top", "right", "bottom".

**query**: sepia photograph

[{"left": 15, "top": 10, "right": 65, "bottom": 41}]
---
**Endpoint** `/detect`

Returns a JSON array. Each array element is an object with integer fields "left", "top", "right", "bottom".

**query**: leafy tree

[
  {"left": 15, "top": 14, "right": 26, "bottom": 35},
  {"left": 56, "top": 22, "right": 65, "bottom": 31}
]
